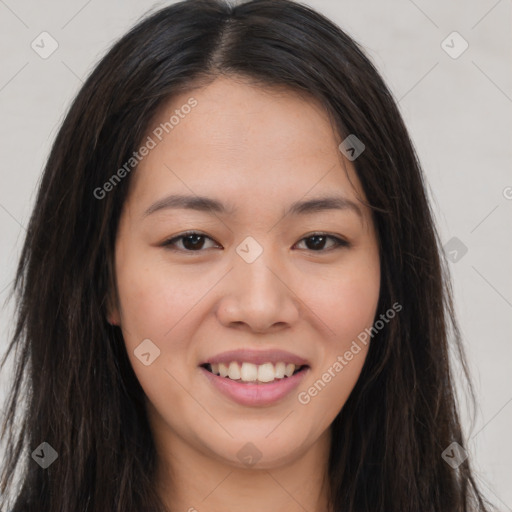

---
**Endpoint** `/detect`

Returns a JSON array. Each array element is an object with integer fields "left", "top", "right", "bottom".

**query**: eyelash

[{"left": 161, "top": 230, "right": 350, "bottom": 253}]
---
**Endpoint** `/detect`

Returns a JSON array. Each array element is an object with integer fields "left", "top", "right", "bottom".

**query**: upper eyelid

[{"left": 162, "top": 232, "right": 220, "bottom": 251}]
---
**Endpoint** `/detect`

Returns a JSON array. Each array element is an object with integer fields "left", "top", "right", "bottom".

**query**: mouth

[
  {"left": 201, "top": 361, "right": 309, "bottom": 384},
  {"left": 199, "top": 349, "right": 311, "bottom": 405}
]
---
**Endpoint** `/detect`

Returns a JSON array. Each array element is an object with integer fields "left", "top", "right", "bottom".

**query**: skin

[{"left": 109, "top": 75, "right": 381, "bottom": 512}]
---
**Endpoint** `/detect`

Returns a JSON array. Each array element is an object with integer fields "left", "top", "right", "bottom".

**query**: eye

[
  {"left": 162, "top": 231, "right": 220, "bottom": 252},
  {"left": 161, "top": 231, "right": 349, "bottom": 253},
  {"left": 294, "top": 233, "right": 349, "bottom": 252}
]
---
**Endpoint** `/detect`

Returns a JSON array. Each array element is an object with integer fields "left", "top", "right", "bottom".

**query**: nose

[{"left": 216, "top": 249, "right": 300, "bottom": 333}]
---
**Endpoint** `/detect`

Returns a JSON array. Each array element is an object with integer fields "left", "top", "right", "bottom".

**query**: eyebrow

[{"left": 143, "top": 193, "right": 363, "bottom": 219}]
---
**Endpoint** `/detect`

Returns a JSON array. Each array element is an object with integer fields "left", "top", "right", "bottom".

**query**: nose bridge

[
  {"left": 216, "top": 235, "right": 299, "bottom": 331},
  {"left": 234, "top": 238, "right": 283, "bottom": 302}
]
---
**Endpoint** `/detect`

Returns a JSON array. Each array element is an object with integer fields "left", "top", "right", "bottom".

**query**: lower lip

[{"left": 200, "top": 366, "right": 309, "bottom": 407}]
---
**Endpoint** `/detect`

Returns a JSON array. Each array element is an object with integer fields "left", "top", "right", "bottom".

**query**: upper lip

[{"left": 200, "top": 349, "right": 310, "bottom": 367}]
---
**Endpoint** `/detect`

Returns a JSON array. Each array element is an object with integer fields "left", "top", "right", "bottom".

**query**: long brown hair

[{"left": 0, "top": 0, "right": 494, "bottom": 510}]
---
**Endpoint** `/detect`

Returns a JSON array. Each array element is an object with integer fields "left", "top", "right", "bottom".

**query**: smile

[{"left": 203, "top": 361, "right": 307, "bottom": 383}]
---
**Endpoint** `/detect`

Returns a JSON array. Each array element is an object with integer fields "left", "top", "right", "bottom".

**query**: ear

[
  {"left": 107, "top": 307, "right": 121, "bottom": 326},
  {"left": 105, "top": 286, "right": 121, "bottom": 326}
]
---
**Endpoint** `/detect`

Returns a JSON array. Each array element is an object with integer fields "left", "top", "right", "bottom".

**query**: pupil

[
  {"left": 183, "top": 234, "right": 204, "bottom": 250},
  {"left": 307, "top": 235, "right": 325, "bottom": 250}
]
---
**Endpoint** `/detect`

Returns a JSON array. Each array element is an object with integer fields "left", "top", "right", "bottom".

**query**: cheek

[
  {"left": 297, "top": 274, "right": 378, "bottom": 414},
  {"left": 301, "top": 254, "right": 380, "bottom": 412},
  {"left": 115, "top": 261, "right": 195, "bottom": 408},
  {"left": 336, "top": 278, "right": 380, "bottom": 341},
  {"left": 114, "top": 253, "right": 216, "bottom": 388},
  {"left": 306, "top": 258, "right": 380, "bottom": 346},
  {"left": 115, "top": 253, "right": 202, "bottom": 339}
]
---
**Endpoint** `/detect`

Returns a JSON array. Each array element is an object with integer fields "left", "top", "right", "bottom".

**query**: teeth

[
  {"left": 275, "top": 362, "right": 285, "bottom": 379},
  {"left": 219, "top": 363, "right": 229, "bottom": 378},
  {"left": 257, "top": 362, "right": 275, "bottom": 383},
  {"left": 240, "top": 362, "right": 258, "bottom": 382},
  {"left": 228, "top": 361, "right": 241, "bottom": 380},
  {"left": 284, "top": 363, "right": 295, "bottom": 377},
  {"left": 207, "top": 361, "right": 303, "bottom": 383}
]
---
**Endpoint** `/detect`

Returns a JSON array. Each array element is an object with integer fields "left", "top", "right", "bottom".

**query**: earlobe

[
  {"left": 105, "top": 288, "right": 121, "bottom": 326},
  {"left": 106, "top": 299, "right": 121, "bottom": 325},
  {"left": 107, "top": 310, "right": 120, "bottom": 326}
]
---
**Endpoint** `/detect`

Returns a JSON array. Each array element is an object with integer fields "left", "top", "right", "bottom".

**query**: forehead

[{"left": 126, "top": 76, "right": 367, "bottom": 215}]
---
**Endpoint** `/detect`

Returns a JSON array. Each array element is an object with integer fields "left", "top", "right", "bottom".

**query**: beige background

[{"left": 0, "top": 0, "right": 510, "bottom": 508}]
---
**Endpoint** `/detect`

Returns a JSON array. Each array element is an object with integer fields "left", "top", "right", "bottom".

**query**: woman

[{"left": 0, "top": 0, "right": 494, "bottom": 510}]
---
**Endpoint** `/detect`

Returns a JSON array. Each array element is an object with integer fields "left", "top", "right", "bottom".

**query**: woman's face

[{"left": 111, "top": 76, "right": 380, "bottom": 471}]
